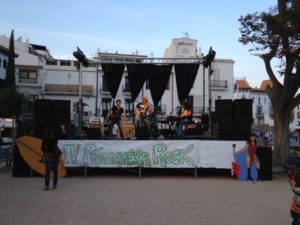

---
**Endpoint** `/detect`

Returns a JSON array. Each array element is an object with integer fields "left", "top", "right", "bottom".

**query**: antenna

[{"left": 181, "top": 31, "right": 189, "bottom": 38}]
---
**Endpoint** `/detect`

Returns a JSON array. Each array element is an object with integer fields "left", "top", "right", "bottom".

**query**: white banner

[{"left": 58, "top": 140, "right": 245, "bottom": 169}]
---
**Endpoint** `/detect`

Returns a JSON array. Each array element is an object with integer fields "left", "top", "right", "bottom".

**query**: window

[
  {"left": 19, "top": 69, "right": 38, "bottom": 80},
  {"left": 0, "top": 58, "right": 2, "bottom": 67},
  {"left": 125, "top": 99, "right": 134, "bottom": 114},
  {"left": 60, "top": 60, "right": 71, "bottom": 66},
  {"left": 102, "top": 76, "right": 109, "bottom": 92},
  {"left": 264, "top": 97, "right": 267, "bottom": 104},
  {"left": 46, "top": 60, "right": 58, "bottom": 65},
  {"left": 101, "top": 98, "right": 112, "bottom": 117},
  {"left": 258, "top": 97, "right": 261, "bottom": 104},
  {"left": 124, "top": 76, "right": 130, "bottom": 92},
  {"left": 212, "top": 68, "right": 220, "bottom": 80},
  {"left": 297, "top": 112, "right": 300, "bottom": 119},
  {"left": 3, "top": 59, "right": 7, "bottom": 69}
]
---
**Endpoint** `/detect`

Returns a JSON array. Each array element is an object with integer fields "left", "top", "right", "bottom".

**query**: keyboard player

[{"left": 175, "top": 102, "right": 192, "bottom": 137}]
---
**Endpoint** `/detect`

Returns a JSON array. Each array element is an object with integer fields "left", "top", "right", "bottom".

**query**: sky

[{"left": 0, "top": 0, "right": 277, "bottom": 87}]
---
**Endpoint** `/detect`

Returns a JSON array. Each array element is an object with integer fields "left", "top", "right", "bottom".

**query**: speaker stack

[
  {"left": 117, "top": 123, "right": 135, "bottom": 139},
  {"left": 34, "top": 99, "right": 70, "bottom": 138},
  {"left": 86, "top": 128, "right": 102, "bottom": 139},
  {"left": 256, "top": 146, "right": 272, "bottom": 180},
  {"left": 215, "top": 99, "right": 252, "bottom": 140},
  {"left": 12, "top": 145, "right": 31, "bottom": 177}
]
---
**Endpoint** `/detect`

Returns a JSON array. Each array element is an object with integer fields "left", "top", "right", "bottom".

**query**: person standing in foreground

[
  {"left": 288, "top": 170, "right": 300, "bottom": 225},
  {"left": 41, "top": 127, "right": 61, "bottom": 190},
  {"left": 233, "top": 133, "right": 263, "bottom": 181}
]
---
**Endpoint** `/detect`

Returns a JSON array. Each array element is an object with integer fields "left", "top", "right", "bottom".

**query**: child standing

[{"left": 288, "top": 170, "right": 300, "bottom": 225}]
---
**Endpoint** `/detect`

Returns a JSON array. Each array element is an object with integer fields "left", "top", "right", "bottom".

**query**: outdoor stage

[{"left": 14, "top": 136, "right": 272, "bottom": 179}]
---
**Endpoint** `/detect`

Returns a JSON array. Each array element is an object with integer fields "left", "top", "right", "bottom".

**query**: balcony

[
  {"left": 211, "top": 80, "right": 228, "bottom": 89},
  {"left": 256, "top": 112, "right": 265, "bottom": 119},
  {"left": 44, "top": 84, "right": 93, "bottom": 96},
  {"left": 18, "top": 78, "right": 38, "bottom": 84}
]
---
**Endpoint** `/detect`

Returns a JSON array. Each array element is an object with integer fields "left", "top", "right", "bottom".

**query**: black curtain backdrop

[
  {"left": 174, "top": 63, "right": 200, "bottom": 102},
  {"left": 147, "top": 64, "right": 173, "bottom": 106},
  {"left": 126, "top": 64, "right": 148, "bottom": 101},
  {"left": 101, "top": 63, "right": 125, "bottom": 99}
]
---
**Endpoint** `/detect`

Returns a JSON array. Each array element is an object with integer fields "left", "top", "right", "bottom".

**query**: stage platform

[{"left": 58, "top": 139, "right": 245, "bottom": 177}]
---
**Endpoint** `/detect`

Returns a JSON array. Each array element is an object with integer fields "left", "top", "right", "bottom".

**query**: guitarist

[
  {"left": 135, "top": 96, "right": 153, "bottom": 130},
  {"left": 108, "top": 99, "right": 124, "bottom": 139}
]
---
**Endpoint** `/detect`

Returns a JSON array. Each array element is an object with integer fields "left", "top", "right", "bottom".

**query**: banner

[{"left": 58, "top": 140, "right": 245, "bottom": 169}]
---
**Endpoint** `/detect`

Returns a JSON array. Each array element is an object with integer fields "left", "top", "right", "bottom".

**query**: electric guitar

[{"left": 135, "top": 104, "right": 150, "bottom": 120}]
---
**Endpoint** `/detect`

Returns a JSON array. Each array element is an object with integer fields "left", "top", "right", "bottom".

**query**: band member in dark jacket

[{"left": 108, "top": 99, "right": 124, "bottom": 139}]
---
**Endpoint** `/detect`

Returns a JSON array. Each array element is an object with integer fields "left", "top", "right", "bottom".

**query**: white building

[
  {"left": 0, "top": 35, "right": 50, "bottom": 99},
  {"left": 234, "top": 78, "right": 300, "bottom": 134},
  {"left": 0, "top": 45, "right": 9, "bottom": 87},
  {"left": 234, "top": 79, "right": 276, "bottom": 132},
  {"left": 164, "top": 37, "right": 234, "bottom": 114},
  {"left": 0, "top": 35, "right": 235, "bottom": 125}
]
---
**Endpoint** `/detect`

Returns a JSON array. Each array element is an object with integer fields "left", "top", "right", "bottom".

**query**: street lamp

[
  {"left": 73, "top": 47, "right": 89, "bottom": 133},
  {"left": 203, "top": 47, "right": 216, "bottom": 135}
]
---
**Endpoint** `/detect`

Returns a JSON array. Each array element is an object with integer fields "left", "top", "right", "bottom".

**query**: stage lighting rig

[
  {"left": 203, "top": 47, "right": 216, "bottom": 68},
  {"left": 73, "top": 47, "right": 89, "bottom": 67}
]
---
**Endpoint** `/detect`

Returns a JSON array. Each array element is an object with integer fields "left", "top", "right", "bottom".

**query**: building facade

[
  {"left": 0, "top": 35, "right": 50, "bottom": 101},
  {"left": 0, "top": 45, "right": 9, "bottom": 87},
  {"left": 164, "top": 37, "right": 234, "bottom": 115},
  {"left": 0, "top": 35, "right": 235, "bottom": 125}
]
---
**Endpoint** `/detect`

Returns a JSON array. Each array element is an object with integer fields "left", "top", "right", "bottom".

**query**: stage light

[
  {"left": 73, "top": 47, "right": 89, "bottom": 67},
  {"left": 203, "top": 47, "right": 216, "bottom": 68}
]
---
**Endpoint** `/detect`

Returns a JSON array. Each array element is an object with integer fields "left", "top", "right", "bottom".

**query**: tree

[
  {"left": 5, "top": 29, "right": 16, "bottom": 88},
  {"left": 0, "top": 30, "right": 24, "bottom": 117},
  {"left": 239, "top": 0, "right": 300, "bottom": 164},
  {"left": 0, "top": 88, "right": 24, "bottom": 117}
]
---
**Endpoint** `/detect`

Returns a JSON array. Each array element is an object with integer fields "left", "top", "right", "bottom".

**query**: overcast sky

[{"left": 0, "top": 0, "right": 277, "bottom": 87}]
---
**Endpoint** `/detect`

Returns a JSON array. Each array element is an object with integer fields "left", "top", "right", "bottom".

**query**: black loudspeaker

[
  {"left": 52, "top": 100, "right": 70, "bottom": 123},
  {"left": 210, "top": 112, "right": 216, "bottom": 124},
  {"left": 34, "top": 99, "right": 52, "bottom": 123},
  {"left": 217, "top": 123, "right": 251, "bottom": 140},
  {"left": 86, "top": 128, "right": 101, "bottom": 139},
  {"left": 135, "top": 127, "right": 150, "bottom": 140},
  {"left": 256, "top": 147, "right": 272, "bottom": 180},
  {"left": 200, "top": 114, "right": 209, "bottom": 132},
  {"left": 234, "top": 99, "right": 253, "bottom": 123},
  {"left": 215, "top": 99, "right": 233, "bottom": 123},
  {"left": 12, "top": 145, "right": 31, "bottom": 177},
  {"left": 34, "top": 122, "right": 52, "bottom": 139}
]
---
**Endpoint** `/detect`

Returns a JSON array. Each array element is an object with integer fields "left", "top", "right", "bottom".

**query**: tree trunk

[{"left": 272, "top": 106, "right": 290, "bottom": 165}]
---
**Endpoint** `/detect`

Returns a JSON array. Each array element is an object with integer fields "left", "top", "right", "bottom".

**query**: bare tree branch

[{"left": 262, "top": 49, "right": 282, "bottom": 88}]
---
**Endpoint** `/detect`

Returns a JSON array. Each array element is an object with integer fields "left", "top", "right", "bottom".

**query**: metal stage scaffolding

[{"left": 92, "top": 57, "right": 205, "bottom": 65}]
